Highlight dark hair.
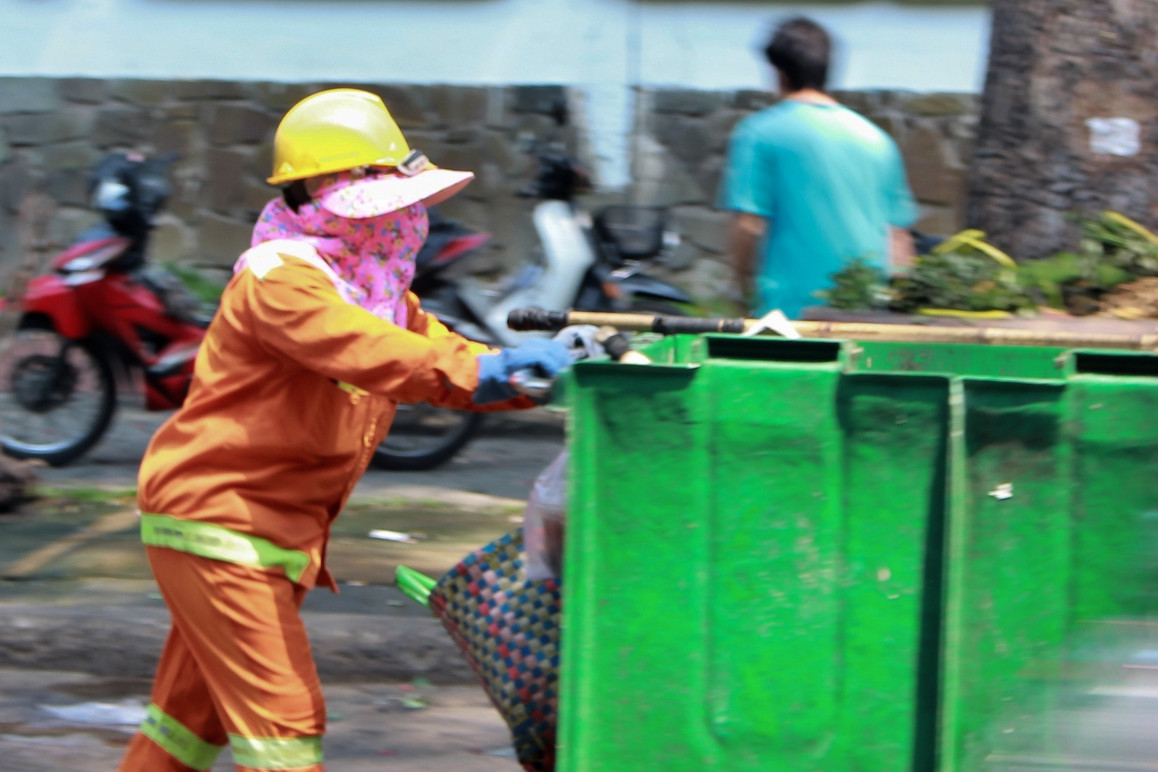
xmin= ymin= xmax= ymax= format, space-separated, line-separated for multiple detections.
xmin=763 ymin=16 xmax=831 ymax=92
xmin=282 ymin=180 xmax=312 ymax=213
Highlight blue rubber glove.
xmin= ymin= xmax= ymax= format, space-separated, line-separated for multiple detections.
xmin=474 ymin=338 xmax=573 ymax=405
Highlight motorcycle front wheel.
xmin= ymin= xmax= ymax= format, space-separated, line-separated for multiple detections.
xmin=372 ymin=404 xmax=485 ymax=471
xmin=0 ymin=328 xmax=117 ymax=466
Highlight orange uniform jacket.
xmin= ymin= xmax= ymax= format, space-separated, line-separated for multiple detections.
xmin=137 ymin=240 xmax=530 ymax=591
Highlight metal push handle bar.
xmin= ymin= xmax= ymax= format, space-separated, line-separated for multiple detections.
xmin=507 ymin=307 xmax=1158 ymax=352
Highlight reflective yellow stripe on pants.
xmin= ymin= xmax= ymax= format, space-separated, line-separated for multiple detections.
xmin=231 ymin=734 xmax=324 ymax=770
xmin=137 ymin=702 xmax=324 ymax=770
xmin=139 ymin=702 xmax=225 ymax=771
xmin=139 ymin=513 xmax=310 ymax=583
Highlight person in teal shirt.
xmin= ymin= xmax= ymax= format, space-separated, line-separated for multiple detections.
xmin=719 ymin=16 xmax=918 ymax=320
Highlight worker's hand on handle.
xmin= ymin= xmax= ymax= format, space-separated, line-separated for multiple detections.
xmin=508 ymin=326 xmax=605 ymax=401
xmin=553 ymin=324 xmax=603 ymax=361
xmin=474 ymin=338 xmax=573 ymax=405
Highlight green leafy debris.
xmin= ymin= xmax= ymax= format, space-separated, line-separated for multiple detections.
xmin=813 ymin=256 xmax=889 ymax=311
xmin=820 ymin=212 xmax=1158 ymax=317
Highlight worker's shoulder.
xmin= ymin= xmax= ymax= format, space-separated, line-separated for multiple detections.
xmin=235 ymin=240 xmax=316 ymax=278
xmin=233 ymin=241 xmax=347 ymax=294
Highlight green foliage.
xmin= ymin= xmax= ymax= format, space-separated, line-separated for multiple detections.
xmin=890 ymin=250 xmax=1035 ymax=314
xmin=813 ymin=257 xmax=889 ymax=311
xmin=820 ymin=211 xmax=1158 ymax=316
xmin=1017 ymin=212 xmax=1158 ymax=309
xmin=820 ymin=235 xmax=1034 ymax=314
xmin=1081 ymin=211 xmax=1158 ymax=277
xmin=161 ymin=262 xmax=226 ymax=305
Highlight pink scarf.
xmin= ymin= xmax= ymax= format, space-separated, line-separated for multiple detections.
xmin=246 ymin=195 xmax=429 ymax=327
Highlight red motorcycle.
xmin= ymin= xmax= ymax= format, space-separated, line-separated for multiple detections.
xmin=0 ymin=152 xmax=496 ymax=469
xmin=0 ymin=152 xmax=210 ymax=466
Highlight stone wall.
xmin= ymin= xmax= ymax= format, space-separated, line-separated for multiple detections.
xmin=0 ymin=77 xmax=978 ymax=313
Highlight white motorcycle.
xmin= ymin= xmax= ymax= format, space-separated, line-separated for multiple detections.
xmin=416 ymin=147 xmax=692 ymax=346
xmin=376 ymin=133 xmax=691 ymax=472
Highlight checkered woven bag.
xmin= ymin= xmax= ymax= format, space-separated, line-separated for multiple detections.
xmin=428 ymin=528 xmax=562 ymax=772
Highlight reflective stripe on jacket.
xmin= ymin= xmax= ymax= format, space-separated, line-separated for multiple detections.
xmin=137 ymin=241 xmax=531 ymax=590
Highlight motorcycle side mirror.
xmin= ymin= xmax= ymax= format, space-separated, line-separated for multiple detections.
xmin=92 ymin=178 xmax=132 ymax=213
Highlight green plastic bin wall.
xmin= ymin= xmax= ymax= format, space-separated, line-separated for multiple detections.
xmin=557 ymin=335 xmax=1158 ymax=772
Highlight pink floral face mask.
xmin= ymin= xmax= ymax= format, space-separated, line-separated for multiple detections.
xmin=248 ymin=192 xmax=429 ymax=327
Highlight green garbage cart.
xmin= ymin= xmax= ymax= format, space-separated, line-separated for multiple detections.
xmin=557 ymin=334 xmax=1158 ymax=772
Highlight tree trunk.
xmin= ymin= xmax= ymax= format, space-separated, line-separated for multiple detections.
xmin=966 ymin=0 xmax=1158 ymax=259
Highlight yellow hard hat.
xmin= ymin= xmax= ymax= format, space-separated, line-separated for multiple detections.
xmin=267 ymin=89 xmax=412 ymax=186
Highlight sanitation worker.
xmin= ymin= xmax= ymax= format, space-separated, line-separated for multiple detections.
xmin=117 ymin=88 xmax=572 ymax=772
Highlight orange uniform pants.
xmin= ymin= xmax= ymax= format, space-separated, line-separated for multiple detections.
xmin=118 ymin=548 xmax=326 ymax=772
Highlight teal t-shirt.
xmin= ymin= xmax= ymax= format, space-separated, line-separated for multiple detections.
xmin=719 ymin=100 xmax=917 ymax=319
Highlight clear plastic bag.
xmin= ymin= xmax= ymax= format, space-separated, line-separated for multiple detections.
xmin=522 ymin=448 xmax=568 ymax=581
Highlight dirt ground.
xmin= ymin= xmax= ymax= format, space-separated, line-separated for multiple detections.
xmin=0 ymin=405 xmax=566 ymax=771
xmin=1091 ymin=276 xmax=1158 ymax=319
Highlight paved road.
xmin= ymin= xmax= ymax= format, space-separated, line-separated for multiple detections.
xmin=37 ymin=400 xmax=567 ymax=501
